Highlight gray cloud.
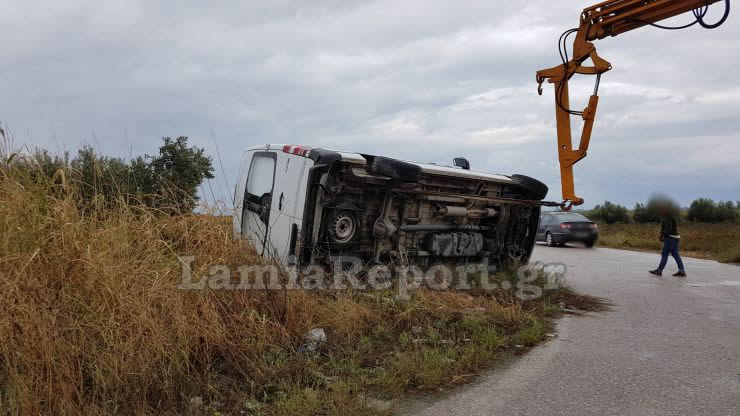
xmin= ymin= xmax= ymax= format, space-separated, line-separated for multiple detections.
xmin=2 ymin=0 xmax=738 ymax=208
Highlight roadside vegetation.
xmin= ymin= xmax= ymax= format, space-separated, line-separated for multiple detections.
xmin=595 ymin=222 xmax=740 ymax=263
xmin=0 ymin=138 xmax=605 ymax=415
xmin=570 ymin=198 xmax=740 ymax=263
xmin=16 ymin=135 xmax=215 ymax=214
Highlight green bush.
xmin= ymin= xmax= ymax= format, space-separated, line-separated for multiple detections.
xmin=587 ymin=201 xmax=630 ymax=224
xmin=715 ymin=201 xmax=740 ymax=222
xmin=687 ymin=198 xmax=739 ymax=223
xmin=150 ymin=137 xmax=215 ymax=213
xmin=633 ymin=202 xmax=661 ymax=223
xmin=7 ymin=136 xmax=213 ymax=214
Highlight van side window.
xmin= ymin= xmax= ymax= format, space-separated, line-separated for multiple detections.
xmin=247 ymin=155 xmax=276 ymax=196
xmin=242 ymin=153 xmax=276 ymax=226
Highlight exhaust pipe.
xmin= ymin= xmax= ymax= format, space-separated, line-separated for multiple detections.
xmin=435 ymin=205 xmax=497 ymax=218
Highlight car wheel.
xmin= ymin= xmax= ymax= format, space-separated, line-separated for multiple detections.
xmin=585 ymin=241 xmax=595 ymax=248
xmin=546 ymin=232 xmax=555 ymax=247
xmin=511 ymin=174 xmax=548 ymax=200
xmin=367 ymin=156 xmax=421 ymax=183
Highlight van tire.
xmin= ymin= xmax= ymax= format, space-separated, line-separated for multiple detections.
xmin=368 ymin=156 xmax=422 ymax=183
xmin=511 ymin=174 xmax=548 ymax=200
xmin=327 ymin=210 xmax=359 ymax=244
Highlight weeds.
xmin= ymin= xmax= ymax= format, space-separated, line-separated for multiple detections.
xmin=0 ymin=162 xmax=605 ymax=415
xmin=596 ymin=222 xmax=740 ymax=263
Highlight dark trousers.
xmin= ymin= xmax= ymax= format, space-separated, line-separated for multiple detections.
xmin=658 ymin=237 xmax=685 ymax=271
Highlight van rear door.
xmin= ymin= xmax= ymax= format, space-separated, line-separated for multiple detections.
xmin=240 ymin=151 xmax=277 ymax=256
xmin=266 ymin=151 xmax=310 ymax=263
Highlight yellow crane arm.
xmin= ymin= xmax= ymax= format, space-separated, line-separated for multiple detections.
xmin=537 ymin=0 xmax=729 ymax=210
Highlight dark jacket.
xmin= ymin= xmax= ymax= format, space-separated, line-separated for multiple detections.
xmin=660 ymin=216 xmax=679 ymax=238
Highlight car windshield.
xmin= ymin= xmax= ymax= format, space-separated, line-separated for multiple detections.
xmin=556 ymin=213 xmax=590 ymax=222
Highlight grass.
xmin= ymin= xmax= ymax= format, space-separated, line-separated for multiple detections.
xmin=0 ymin=162 xmax=606 ymax=415
xmin=596 ymin=222 xmax=740 ymax=263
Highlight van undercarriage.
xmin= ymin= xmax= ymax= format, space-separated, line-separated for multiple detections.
xmin=299 ymin=155 xmax=542 ymax=273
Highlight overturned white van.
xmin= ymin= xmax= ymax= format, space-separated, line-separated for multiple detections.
xmin=233 ymin=144 xmax=548 ymax=271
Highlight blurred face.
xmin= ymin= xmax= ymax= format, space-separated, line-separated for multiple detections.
xmin=656 ymin=202 xmax=670 ymax=216
xmin=648 ymin=194 xmax=678 ymax=217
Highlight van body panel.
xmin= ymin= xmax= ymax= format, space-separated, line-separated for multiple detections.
xmin=334 ymin=151 xmax=514 ymax=183
xmin=233 ymin=144 xmax=543 ymax=271
xmin=265 ymin=152 xmax=312 ymax=263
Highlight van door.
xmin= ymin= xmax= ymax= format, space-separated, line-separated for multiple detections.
xmin=241 ymin=151 xmax=277 ymax=255
xmin=233 ymin=151 xmax=251 ymax=236
xmin=265 ymin=152 xmax=309 ymax=263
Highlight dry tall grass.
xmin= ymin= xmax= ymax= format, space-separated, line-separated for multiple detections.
xmin=596 ymin=222 xmax=740 ymax=263
xmin=1 ymin=166 xmax=283 ymax=414
xmin=0 ymin=161 xmax=604 ymax=415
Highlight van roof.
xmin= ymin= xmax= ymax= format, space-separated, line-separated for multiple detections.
xmin=246 ymin=144 xmax=514 ymax=184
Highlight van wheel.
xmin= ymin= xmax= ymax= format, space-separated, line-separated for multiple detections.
xmin=511 ymin=174 xmax=548 ymax=200
xmin=327 ymin=210 xmax=358 ymax=244
xmin=367 ymin=156 xmax=421 ymax=183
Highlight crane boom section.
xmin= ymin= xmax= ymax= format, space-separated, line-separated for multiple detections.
xmin=536 ymin=0 xmax=727 ymax=209
xmin=585 ymin=0 xmax=722 ymax=38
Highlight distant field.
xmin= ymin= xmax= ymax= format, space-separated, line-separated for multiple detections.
xmin=596 ymin=222 xmax=740 ymax=264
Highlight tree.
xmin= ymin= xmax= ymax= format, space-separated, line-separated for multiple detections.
xmin=70 ymin=146 xmax=134 ymax=205
xmin=715 ymin=200 xmax=739 ymax=222
xmin=687 ymin=198 xmax=715 ymax=222
xmin=30 ymin=149 xmax=69 ymax=182
xmin=126 ymin=156 xmax=155 ymax=192
xmin=687 ymin=198 xmax=739 ymax=222
xmin=150 ymin=137 xmax=214 ymax=213
xmin=587 ymin=201 xmax=630 ymax=224
xmin=20 ymin=137 xmax=214 ymax=214
xmin=632 ymin=202 xmax=661 ymax=223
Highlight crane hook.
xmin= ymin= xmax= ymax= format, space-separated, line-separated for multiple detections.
xmin=536 ymin=75 xmax=544 ymax=96
xmin=560 ymin=200 xmax=575 ymax=211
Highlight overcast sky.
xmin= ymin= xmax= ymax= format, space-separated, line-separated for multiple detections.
xmin=2 ymin=0 xmax=738 ymax=208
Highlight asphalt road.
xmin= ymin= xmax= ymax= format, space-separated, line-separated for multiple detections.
xmin=401 ymin=245 xmax=740 ymax=416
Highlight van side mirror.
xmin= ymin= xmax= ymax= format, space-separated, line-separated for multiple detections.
xmin=453 ymin=157 xmax=470 ymax=170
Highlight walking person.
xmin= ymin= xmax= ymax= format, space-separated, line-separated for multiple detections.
xmin=649 ymin=202 xmax=686 ymax=277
